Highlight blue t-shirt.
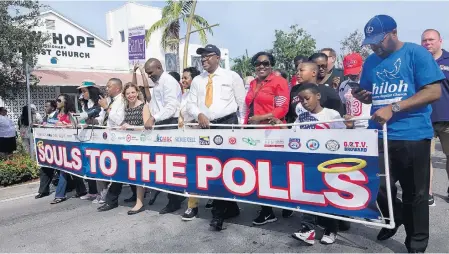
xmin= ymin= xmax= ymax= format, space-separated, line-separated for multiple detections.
xmin=360 ymin=42 xmax=445 ymax=141
xmin=431 ymin=49 xmax=449 ymax=123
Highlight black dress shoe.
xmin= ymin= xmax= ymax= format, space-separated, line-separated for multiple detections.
xmin=35 ymin=193 xmax=49 ymax=199
xmin=159 ymin=204 xmax=180 ymax=214
xmin=209 ymin=218 xmax=224 ymax=231
xmin=377 ymin=225 xmax=401 ymax=241
xmin=148 ymin=190 xmax=161 ymax=205
xmin=97 ymin=203 xmax=118 ymax=212
xmin=124 ymin=196 xmax=137 ymax=203
xmin=127 ymin=206 xmax=145 ymax=215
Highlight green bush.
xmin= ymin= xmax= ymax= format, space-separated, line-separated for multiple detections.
xmin=0 ymin=154 xmax=39 ymax=186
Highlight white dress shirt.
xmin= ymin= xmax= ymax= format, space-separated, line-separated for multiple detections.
xmin=186 ymin=67 xmax=245 ymax=121
xmin=0 ymin=115 xmax=16 ymax=138
xmin=180 ymin=91 xmax=195 ymax=123
xmin=149 ymin=71 xmax=181 ymax=122
xmin=99 ymin=93 xmax=125 ymax=127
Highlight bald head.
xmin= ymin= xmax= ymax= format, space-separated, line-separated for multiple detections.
xmin=144 ymin=58 xmax=164 ymax=82
xmin=421 ymin=29 xmax=443 ymax=58
xmin=297 ymin=61 xmax=318 ymax=84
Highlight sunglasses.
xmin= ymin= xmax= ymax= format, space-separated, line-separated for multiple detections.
xmin=254 ymin=60 xmax=271 ymax=67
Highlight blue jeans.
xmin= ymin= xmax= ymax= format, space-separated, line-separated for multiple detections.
xmin=54 ymin=172 xmax=68 ymax=198
xmin=54 ymin=172 xmax=87 ymax=199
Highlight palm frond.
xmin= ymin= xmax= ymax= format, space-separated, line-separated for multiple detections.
xmin=145 ymin=16 xmax=175 ymax=45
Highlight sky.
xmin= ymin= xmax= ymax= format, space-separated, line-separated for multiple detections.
xmin=41 ymin=0 xmax=449 ymax=60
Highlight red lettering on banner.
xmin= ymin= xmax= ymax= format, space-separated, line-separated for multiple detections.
xmin=62 ymin=147 xmax=73 ymax=169
xmin=257 ymin=160 xmax=289 ymax=201
xmin=99 ymin=150 xmax=117 ymax=176
xmin=53 ymin=146 xmax=64 ymax=167
xmin=196 ymin=156 xmax=222 ymax=190
xmin=288 ymin=162 xmax=326 ymax=206
xmin=222 ymin=158 xmax=256 ymax=196
xmin=323 ymin=170 xmax=370 ymax=210
xmin=85 ymin=149 xmax=101 ymax=174
xmin=122 ymin=152 xmax=142 ymax=180
xmin=71 ymin=148 xmax=82 ymax=170
xmin=45 ymin=144 xmax=54 ymax=164
xmin=142 ymin=153 xmax=165 ymax=184
xmin=38 ymin=145 xmax=45 ymax=162
xmin=165 ymin=154 xmax=187 ymax=187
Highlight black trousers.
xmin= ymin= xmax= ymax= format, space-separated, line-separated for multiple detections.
xmin=209 ymin=113 xmax=240 ymax=219
xmin=86 ymin=179 xmax=97 ymax=195
xmin=106 ymin=183 xmax=137 ymax=205
xmin=38 ymin=167 xmax=55 ymax=194
xmin=377 ymin=139 xmax=430 ymax=252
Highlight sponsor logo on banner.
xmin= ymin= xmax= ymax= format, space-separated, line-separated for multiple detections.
xmin=213 ymin=135 xmax=223 ymax=145
xmin=288 ymin=138 xmax=301 ymax=149
xmin=111 ymin=133 xmax=116 ymax=141
xmin=199 ymin=136 xmax=210 ymax=145
xmin=103 ymin=132 xmax=108 ymax=140
xmin=306 ymin=139 xmax=320 ymax=150
xmin=155 ymin=134 xmax=172 ymax=142
xmin=140 ymin=134 xmax=147 ymax=142
xmin=325 ymin=140 xmax=340 ymax=151
xmin=264 ymin=139 xmax=285 ymax=148
xmin=344 ymin=141 xmax=368 ymax=152
xmin=229 ymin=137 xmax=237 ymax=145
xmin=126 ymin=134 xmax=132 ymax=142
xmin=242 ymin=137 xmax=260 ymax=146
xmin=58 ymin=133 xmax=65 ymax=138
xmin=175 ymin=136 xmax=196 ymax=143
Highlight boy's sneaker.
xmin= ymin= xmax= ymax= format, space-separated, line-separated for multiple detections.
xmin=181 ymin=207 xmax=198 ymax=221
xmin=80 ymin=193 xmax=97 ymax=200
xmin=429 ymin=194 xmax=436 ymax=207
xmin=205 ymin=199 xmax=214 ymax=209
xmin=320 ymin=229 xmax=337 ymax=244
xmin=292 ymin=225 xmax=315 ymax=245
xmin=252 ymin=211 xmax=277 ymax=225
xmin=92 ymin=195 xmax=105 ymax=204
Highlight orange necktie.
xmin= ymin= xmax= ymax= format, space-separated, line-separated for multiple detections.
xmin=205 ymin=74 xmax=214 ymax=108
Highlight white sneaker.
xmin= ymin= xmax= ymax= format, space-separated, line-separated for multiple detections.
xmin=292 ymin=225 xmax=315 ymax=245
xmin=320 ymin=231 xmax=337 ymax=244
xmin=80 ymin=194 xmax=96 ymax=200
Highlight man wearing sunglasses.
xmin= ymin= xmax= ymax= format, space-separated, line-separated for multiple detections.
xmin=186 ymin=44 xmax=246 ymax=231
xmin=353 ymin=14 xmax=445 ymax=253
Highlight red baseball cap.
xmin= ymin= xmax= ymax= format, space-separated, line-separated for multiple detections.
xmin=343 ymin=53 xmax=363 ymax=76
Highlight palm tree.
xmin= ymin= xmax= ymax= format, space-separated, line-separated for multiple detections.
xmin=231 ymin=49 xmax=253 ymax=78
xmin=145 ymin=0 xmax=213 ymax=70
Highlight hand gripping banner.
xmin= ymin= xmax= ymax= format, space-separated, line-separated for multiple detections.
xmin=34 ymin=127 xmax=384 ymax=223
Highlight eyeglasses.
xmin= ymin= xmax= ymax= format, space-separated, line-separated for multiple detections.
xmin=201 ymin=53 xmax=217 ymax=60
xmin=56 ymin=99 xmax=63 ymax=103
xmin=254 ymin=60 xmax=271 ymax=67
xmin=317 ymin=64 xmax=327 ymax=70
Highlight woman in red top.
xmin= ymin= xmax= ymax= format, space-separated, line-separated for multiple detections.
xmin=244 ymin=52 xmax=289 ymax=125
xmin=243 ymin=52 xmax=292 ymax=225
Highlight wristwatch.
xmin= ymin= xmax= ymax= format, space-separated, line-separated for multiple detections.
xmin=391 ymin=102 xmax=401 ymax=113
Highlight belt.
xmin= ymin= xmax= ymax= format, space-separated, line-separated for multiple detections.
xmin=210 ymin=113 xmax=237 ymax=124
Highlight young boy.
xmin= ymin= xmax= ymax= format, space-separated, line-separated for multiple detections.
xmin=338 ymin=53 xmax=371 ymax=129
xmin=271 ymin=83 xmax=345 ymax=244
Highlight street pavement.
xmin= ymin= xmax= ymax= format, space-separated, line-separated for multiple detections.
xmin=1 ymin=142 xmax=449 ymax=253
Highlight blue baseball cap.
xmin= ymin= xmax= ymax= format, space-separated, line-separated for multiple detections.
xmin=362 ymin=15 xmax=397 ymax=46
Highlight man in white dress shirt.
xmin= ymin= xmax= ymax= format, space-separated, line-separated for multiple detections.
xmin=142 ymin=58 xmax=185 ymax=214
xmin=97 ymin=78 xmax=126 ymax=211
xmin=186 ymin=44 xmax=246 ymax=231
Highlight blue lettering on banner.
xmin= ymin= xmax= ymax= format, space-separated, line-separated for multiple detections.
xmin=175 ymin=136 xmax=196 ymax=143
xmin=155 ymin=135 xmax=172 ymax=142
xmin=34 ymin=128 xmax=381 ymax=220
